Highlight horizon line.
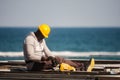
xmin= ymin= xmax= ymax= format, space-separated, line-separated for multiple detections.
xmin=0 ymin=26 xmax=120 ymax=28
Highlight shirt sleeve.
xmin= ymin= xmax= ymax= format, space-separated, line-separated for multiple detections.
xmin=43 ymin=39 xmax=55 ymax=57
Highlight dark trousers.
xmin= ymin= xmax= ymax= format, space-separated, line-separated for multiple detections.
xmin=31 ymin=56 xmax=85 ymax=71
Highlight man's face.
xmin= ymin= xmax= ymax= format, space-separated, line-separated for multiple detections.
xmin=37 ymin=30 xmax=45 ymax=41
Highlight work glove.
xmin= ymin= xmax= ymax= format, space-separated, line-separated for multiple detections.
xmin=47 ymin=56 xmax=59 ymax=67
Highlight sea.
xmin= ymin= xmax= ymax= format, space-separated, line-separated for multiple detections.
xmin=0 ymin=27 xmax=120 ymax=61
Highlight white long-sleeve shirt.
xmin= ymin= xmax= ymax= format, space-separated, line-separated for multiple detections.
xmin=23 ymin=32 xmax=54 ymax=70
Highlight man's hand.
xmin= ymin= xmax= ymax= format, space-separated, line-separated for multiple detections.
xmin=47 ymin=56 xmax=54 ymax=60
xmin=47 ymin=56 xmax=59 ymax=67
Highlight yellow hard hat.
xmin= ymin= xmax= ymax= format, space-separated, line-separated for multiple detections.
xmin=38 ymin=24 xmax=51 ymax=38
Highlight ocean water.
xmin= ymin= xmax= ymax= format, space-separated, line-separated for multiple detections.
xmin=0 ymin=27 xmax=120 ymax=60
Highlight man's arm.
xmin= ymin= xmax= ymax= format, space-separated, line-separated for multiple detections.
xmin=24 ymin=44 xmax=43 ymax=61
xmin=43 ymin=39 xmax=55 ymax=57
xmin=23 ymin=36 xmax=42 ymax=62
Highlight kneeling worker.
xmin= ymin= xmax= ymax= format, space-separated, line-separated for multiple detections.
xmin=23 ymin=24 xmax=95 ymax=72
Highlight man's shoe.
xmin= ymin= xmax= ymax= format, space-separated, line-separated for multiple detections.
xmin=87 ymin=58 xmax=95 ymax=72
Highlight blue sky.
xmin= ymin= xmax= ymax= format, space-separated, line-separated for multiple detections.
xmin=0 ymin=0 xmax=120 ymax=27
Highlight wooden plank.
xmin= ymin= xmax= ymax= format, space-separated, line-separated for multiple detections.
xmin=0 ymin=59 xmax=120 ymax=65
xmin=0 ymin=71 xmax=120 ymax=80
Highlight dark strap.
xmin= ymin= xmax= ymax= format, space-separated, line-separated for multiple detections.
xmin=25 ymin=60 xmax=33 ymax=64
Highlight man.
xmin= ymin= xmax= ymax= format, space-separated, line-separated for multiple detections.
xmin=23 ymin=24 xmax=95 ymax=72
